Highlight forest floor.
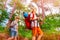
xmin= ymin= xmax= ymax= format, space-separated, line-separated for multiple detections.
xmin=0 ymin=33 xmax=60 ymax=40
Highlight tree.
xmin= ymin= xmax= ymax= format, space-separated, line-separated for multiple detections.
xmin=5 ymin=0 xmax=29 ymax=27
xmin=0 ymin=9 xmax=9 ymax=25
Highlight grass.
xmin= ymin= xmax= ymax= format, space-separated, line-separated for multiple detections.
xmin=18 ymin=26 xmax=32 ymax=38
xmin=0 ymin=26 xmax=5 ymax=33
xmin=0 ymin=26 xmax=60 ymax=40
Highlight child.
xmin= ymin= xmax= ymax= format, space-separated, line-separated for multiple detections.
xmin=8 ymin=16 xmax=20 ymax=40
xmin=30 ymin=8 xmax=43 ymax=40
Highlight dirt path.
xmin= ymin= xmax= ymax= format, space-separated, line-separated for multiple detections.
xmin=0 ymin=33 xmax=29 ymax=40
xmin=0 ymin=33 xmax=60 ymax=40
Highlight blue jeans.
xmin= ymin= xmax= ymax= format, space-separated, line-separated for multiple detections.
xmin=9 ymin=28 xmax=17 ymax=37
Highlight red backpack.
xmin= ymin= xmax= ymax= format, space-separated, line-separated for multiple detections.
xmin=24 ymin=13 xmax=37 ymax=30
xmin=24 ymin=13 xmax=43 ymax=30
xmin=25 ymin=14 xmax=31 ymax=30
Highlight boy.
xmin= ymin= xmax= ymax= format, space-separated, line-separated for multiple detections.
xmin=8 ymin=16 xmax=20 ymax=40
xmin=30 ymin=8 xmax=43 ymax=40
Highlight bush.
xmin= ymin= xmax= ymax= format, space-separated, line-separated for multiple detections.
xmin=0 ymin=9 xmax=9 ymax=25
xmin=0 ymin=26 xmax=5 ymax=33
xmin=18 ymin=26 xmax=32 ymax=38
xmin=41 ymin=14 xmax=60 ymax=31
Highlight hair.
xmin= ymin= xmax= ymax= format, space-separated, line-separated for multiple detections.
xmin=15 ymin=16 xmax=20 ymax=19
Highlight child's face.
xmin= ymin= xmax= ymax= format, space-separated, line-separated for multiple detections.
xmin=15 ymin=16 xmax=20 ymax=22
xmin=16 ymin=19 xmax=19 ymax=22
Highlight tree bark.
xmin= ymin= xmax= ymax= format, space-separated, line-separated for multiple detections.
xmin=7 ymin=2 xmax=16 ymax=27
xmin=41 ymin=0 xmax=45 ymax=23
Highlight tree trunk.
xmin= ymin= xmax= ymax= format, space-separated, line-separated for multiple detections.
xmin=41 ymin=0 xmax=45 ymax=23
xmin=7 ymin=2 xmax=16 ymax=27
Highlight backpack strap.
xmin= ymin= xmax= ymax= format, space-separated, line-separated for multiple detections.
xmin=10 ymin=21 xmax=16 ymax=28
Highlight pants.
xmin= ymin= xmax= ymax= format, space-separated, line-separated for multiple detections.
xmin=9 ymin=28 xmax=17 ymax=37
xmin=32 ymin=27 xmax=43 ymax=36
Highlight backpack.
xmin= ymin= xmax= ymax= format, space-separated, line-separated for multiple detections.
xmin=10 ymin=21 xmax=16 ymax=28
xmin=23 ymin=12 xmax=31 ymax=30
xmin=23 ymin=12 xmax=43 ymax=30
xmin=25 ymin=14 xmax=31 ymax=30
